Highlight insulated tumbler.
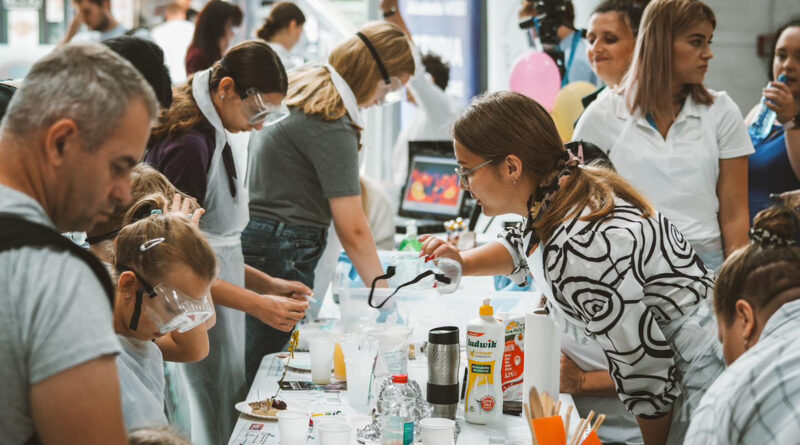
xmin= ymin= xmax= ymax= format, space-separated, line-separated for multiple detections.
xmin=427 ymin=326 xmax=460 ymax=419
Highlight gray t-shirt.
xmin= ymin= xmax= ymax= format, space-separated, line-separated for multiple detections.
xmin=247 ymin=107 xmax=361 ymax=228
xmin=0 ymin=184 xmax=120 ymax=443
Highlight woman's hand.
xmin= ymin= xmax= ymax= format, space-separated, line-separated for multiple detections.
xmin=560 ymin=354 xmax=584 ymax=394
xmin=252 ymin=294 xmax=308 ymax=333
xmin=168 ymin=193 xmax=204 ymax=226
xmin=763 ymin=80 xmax=800 ymax=124
xmin=265 ymin=276 xmax=313 ymax=299
xmin=418 ymin=234 xmax=464 ymax=266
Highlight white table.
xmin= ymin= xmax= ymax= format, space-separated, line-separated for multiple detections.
xmin=228 ymin=352 xmax=576 ymax=445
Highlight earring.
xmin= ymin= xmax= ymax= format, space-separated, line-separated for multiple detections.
xmin=513 ymin=179 xmax=518 ymax=185
xmin=744 ymin=338 xmax=749 ymax=349
xmin=220 ymin=94 xmax=226 ymax=100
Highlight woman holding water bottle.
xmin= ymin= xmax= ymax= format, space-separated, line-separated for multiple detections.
xmin=573 ymin=0 xmax=754 ymax=270
xmin=745 ymin=19 xmax=800 ymax=221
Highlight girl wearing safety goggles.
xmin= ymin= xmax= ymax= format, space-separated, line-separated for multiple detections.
xmin=242 ymin=22 xmax=415 ymax=383
xmin=111 ymin=198 xmax=217 ymax=432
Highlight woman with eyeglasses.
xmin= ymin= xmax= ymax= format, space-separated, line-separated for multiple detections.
xmin=243 ymin=22 xmax=415 ymax=383
xmin=420 ymin=91 xmax=723 ymax=445
xmin=146 ymin=40 xmax=313 ymax=445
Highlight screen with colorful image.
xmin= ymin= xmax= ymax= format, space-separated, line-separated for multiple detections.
xmin=401 ymin=155 xmax=464 ymax=217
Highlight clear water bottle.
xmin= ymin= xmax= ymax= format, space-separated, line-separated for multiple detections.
xmin=381 ymin=374 xmax=415 ymax=445
xmin=750 ymin=74 xmax=788 ymax=145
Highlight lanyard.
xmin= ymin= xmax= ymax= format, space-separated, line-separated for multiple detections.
xmin=562 ymin=31 xmax=581 ymax=87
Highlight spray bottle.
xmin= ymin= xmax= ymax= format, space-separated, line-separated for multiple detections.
xmin=465 ymin=298 xmax=504 ymax=424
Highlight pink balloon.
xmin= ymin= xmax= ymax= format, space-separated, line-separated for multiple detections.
xmin=509 ymin=51 xmax=561 ymax=111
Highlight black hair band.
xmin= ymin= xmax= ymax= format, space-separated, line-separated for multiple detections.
xmin=356 ymin=31 xmax=391 ymax=85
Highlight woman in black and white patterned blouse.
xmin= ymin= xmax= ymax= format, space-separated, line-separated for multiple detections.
xmin=419 ymin=91 xmax=724 ymax=445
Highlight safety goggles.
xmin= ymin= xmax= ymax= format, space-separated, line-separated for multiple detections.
xmin=240 ymin=87 xmax=290 ymax=126
xmin=367 ymin=253 xmax=462 ymax=309
xmin=357 ymin=31 xmax=404 ymax=106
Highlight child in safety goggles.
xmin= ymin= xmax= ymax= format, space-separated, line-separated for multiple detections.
xmin=111 ymin=197 xmax=217 ymax=431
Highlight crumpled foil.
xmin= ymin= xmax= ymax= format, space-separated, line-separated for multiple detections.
xmin=356 ymin=377 xmax=459 ymax=443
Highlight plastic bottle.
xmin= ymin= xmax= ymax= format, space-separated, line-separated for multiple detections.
xmin=465 ymin=299 xmax=504 ymax=424
xmin=381 ymin=374 xmax=415 ymax=445
xmin=750 ymin=74 xmax=788 ymax=145
xmin=398 ymin=220 xmax=423 ymax=252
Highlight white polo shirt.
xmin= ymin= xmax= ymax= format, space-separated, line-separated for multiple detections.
xmin=573 ymin=89 xmax=754 ymax=249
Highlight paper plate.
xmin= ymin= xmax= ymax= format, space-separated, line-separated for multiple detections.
xmin=281 ymin=355 xmax=312 ymax=372
xmin=235 ymin=401 xmax=297 ymax=420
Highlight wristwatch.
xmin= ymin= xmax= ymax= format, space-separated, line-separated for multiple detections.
xmin=785 ymin=114 xmax=800 ymax=131
xmin=383 ymin=7 xmax=397 ymax=18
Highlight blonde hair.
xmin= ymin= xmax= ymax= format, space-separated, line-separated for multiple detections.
xmin=620 ymin=0 xmax=716 ymax=119
xmin=114 ymin=198 xmax=217 ymax=285
xmin=129 ymin=426 xmax=192 ymax=445
xmin=286 ymin=22 xmax=414 ymax=123
xmin=453 ymin=92 xmax=653 ymax=243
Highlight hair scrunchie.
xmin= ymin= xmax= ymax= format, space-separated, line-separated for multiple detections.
xmin=749 ymin=227 xmax=796 ymax=248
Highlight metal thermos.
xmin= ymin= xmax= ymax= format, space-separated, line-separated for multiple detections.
xmin=427 ymin=326 xmax=460 ymax=419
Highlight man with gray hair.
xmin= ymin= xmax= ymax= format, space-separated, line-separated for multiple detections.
xmin=0 ymin=43 xmax=158 ymax=444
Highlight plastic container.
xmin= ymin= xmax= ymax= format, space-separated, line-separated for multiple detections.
xmin=381 ymin=374 xmax=416 ymax=445
xmin=465 ymin=298 xmax=504 ymax=424
xmin=749 ymin=74 xmax=788 ymax=144
xmin=398 ymin=220 xmax=423 ymax=252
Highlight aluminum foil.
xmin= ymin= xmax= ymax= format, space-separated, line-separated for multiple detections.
xmin=357 ymin=377 xmax=459 ymax=443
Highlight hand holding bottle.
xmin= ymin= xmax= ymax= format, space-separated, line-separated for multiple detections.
xmin=762 ymin=76 xmax=799 ymax=124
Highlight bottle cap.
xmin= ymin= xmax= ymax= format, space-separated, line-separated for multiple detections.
xmin=479 ymin=298 xmax=493 ymax=316
xmin=392 ymin=374 xmax=408 ymax=384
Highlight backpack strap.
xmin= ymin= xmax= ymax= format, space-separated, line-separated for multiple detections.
xmin=0 ymin=216 xmax=115 ymax=306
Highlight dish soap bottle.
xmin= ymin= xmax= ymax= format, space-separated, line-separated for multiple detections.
xmin=465 ymin=298 xmax=504 ymax=424
xmin=398 ymin=220 xmax=423 ymax=252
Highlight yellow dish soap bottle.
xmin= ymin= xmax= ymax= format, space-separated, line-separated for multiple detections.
xmin=465 ymin=298 xmax=504 ymax=424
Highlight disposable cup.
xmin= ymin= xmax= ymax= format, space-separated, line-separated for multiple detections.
xmin=420 ymin=418 xmax=455 ymax=445
xmin=277 ymin=411 xmax=309 ymax=445
xmin=318 ymin=422 xmax=352 ymax=445
xmin=309 ymin=336 xmax=335 ymax=385
xmin=345 ymin=359 xmax=374 ymax=410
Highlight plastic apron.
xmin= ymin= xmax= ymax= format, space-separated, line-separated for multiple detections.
xmin=529 ymin=233 xmax=722 ymax=445
xmin=310 ymin=64 xmax=366 ymax=308
xmin=607 ymin=105 xmax=724 ymax=268
xmin=178 ymin=68 xmax=250 ymax=445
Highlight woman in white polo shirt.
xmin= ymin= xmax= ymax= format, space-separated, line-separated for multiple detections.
xmin=574 ymin=0 xmax=753 ymax=270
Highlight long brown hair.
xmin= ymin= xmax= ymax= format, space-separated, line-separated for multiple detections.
xmin=715 ymin=205 xmax=800 ymax=325
xmin=286 ymin=22 xmax=414 ymax=122
xmin=452 ymin=91 xmax=652 ymax=243
xmin=151 ymin=40 xmax=287 ymax=143
xmin=620 ymin=0 xmax=716 ymax=119
xmin=188 ymin=0 xmax=243 ymax=65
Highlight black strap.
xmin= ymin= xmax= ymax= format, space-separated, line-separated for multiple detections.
xmin=222 ymin=142 xmax=238 ymax=199
xmin=0 ymin=216 xmax=115 ymax=307
xmin=356 ymin=31 xmax=391 ymax=85
xmin=367 ymin=266 xmax=451 ymax=309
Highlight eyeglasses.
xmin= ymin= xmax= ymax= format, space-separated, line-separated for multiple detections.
xmin=454 ymin=158 xmax=497 ymax=190
xmin=240 ymin=87 xmax=290 ymax=126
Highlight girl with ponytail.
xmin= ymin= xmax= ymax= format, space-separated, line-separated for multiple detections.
xmin=256 ymin=2 xmax=305 ymax=70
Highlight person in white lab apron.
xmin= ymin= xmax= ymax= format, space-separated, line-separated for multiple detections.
xmin=146 ymin=40 xmax=312 ymax=445
xmin=418 ymin=91 xmax=724 ymax=445
xmin=256 ymin=2 xmax=305 ymax=71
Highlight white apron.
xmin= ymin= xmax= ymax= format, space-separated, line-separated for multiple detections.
xmin=177 ymin=68 xmax=250 ymax=445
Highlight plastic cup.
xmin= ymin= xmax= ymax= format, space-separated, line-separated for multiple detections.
xmin=318 ymin=422 xmax=352 ymax=445
xmin=345 ymin=359 xmax=374 ymax=410
xmin=309 ymin=336 xmax=335 ymax=385
xmin=419 ymin=418 xmax=455 ymax=445
xmin=277 ymin=411 xmax=309 ymax=445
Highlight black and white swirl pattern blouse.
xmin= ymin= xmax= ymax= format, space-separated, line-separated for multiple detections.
xmin=498 ymin=200 xmax=717 ymax=418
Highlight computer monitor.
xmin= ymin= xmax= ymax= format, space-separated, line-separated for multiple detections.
xmin=399 ymin=154 xmax=465 ymax=220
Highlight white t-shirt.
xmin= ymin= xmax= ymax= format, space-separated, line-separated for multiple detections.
xmin=151 ymin=20 xmax=195 ymax=85
xmin=573 ymin=89 xmax=754 ymax=248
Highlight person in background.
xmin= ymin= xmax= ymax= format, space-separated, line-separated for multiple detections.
xmin=111 ymin=197 xmax=214 ymax=431
xmin=103 ymin=36 xmax=174 ymax=110
xmin=574 ymin=0 xmax=753 ymax=271
xmin=244 ymin=22 xmax=415 ymax=383
xmin=382 ymin=0 xmax=460 ymax=187
xmin=152 ymin=3 xmax=196 ymax=85
xmin=256 ymin=2 xmax=305 ymax=71
xmin=746 ymin=19 xmax=800 ymax=221
xmin=361 ymin=176 xmax=395 ymax=250
xmin=63 ymin=0 xmax=127 ymax=43
xmin=0 ymin=43 xmax=158 ymax=445
xmin=582 ymin=0 xmax=648 ymax=108
xmin=147 ymin=40 xmax=310 ymax=445
xmin=185 ymin=0 xmax=243 ymax=75
xmin=684 ymin=204 xmax=800 ymax=444
xmin=0 ymin=80 xmax=19 ymax=119
xmin=419 ymin=91 xmax=724 ymax=445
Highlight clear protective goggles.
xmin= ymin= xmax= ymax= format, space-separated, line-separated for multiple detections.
xmin=241 ymin=87 xmax=290 ymax=126
xmin=367 ymin=252 xmax=462 ymax=309
xmin=127 ymin=269 xmax=214 ymax=335
xmin=374 ymin=77 xmax=404 ymax=106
